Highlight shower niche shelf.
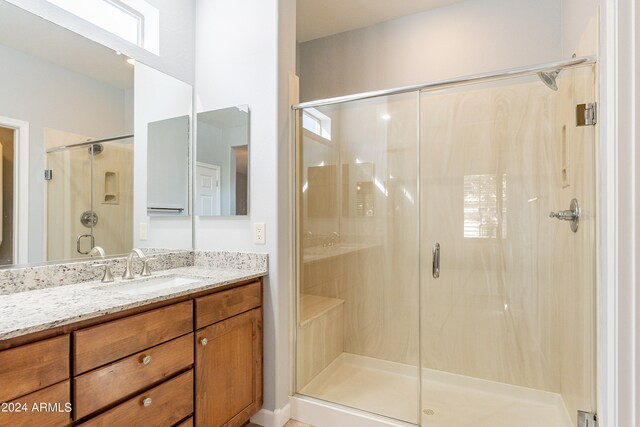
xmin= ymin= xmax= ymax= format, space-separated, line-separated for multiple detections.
xmin=102 ymin=171 xmax=119 ymax=204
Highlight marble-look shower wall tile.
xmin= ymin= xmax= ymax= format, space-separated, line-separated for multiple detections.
xmin=0 ymin=250 xmax=194 ymax=295
xmin=420 ymin=78 xmax=561 ymax=392
xmin=418 ymin=64 xmax=596 ymax=410
xmin=193 ymin=251 xmax=268 ymax=271
xmin=299 ymin=93 xmax=421 ymax=371
xmin=297 ymin=298 xmax=344 ymax=389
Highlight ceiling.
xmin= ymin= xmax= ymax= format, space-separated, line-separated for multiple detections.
xmin=297 ymin=0 xmax=464 ymax=42
xmin=0 ymin=1 xmax=133 ymax=89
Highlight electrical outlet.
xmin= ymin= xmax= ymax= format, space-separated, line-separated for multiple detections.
xmin=254 ymin=222 xmax=265 ymax=244
xmin=139 ymin=222 xmax=148 ymax=240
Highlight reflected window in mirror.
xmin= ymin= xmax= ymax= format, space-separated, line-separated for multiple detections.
xmin=196 ymin=105 xmax=250 ymax=217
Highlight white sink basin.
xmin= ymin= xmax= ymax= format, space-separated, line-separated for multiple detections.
xmin=97 ymin=275 xmax=200 ymax=295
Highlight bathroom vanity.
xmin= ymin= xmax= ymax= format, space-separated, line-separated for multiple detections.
xmin=0 ymin=251 xmax=267 ymax=427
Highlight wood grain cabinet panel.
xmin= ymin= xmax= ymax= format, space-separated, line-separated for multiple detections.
xmin=73 ymin=333 xmax=194 ymax=420
xmin=77 ymin=370 xmax=193 ymax=427
xmin=73 ymin=301 xmax=192 ymax=374
xmin=0 ymin=380 xmax=71 ymax=427
xmin=195 ymin=308 xmax=263 ymax=427
xmin=0 ymin=335 xmax=69 ymax=402
xmin=195 ymin=281 xmax=261 ymax=329
xmin=175 ymin=417 xmax=193 ymax=427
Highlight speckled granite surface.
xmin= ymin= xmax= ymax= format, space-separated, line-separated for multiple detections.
xmin=0 ymin=250 xmax=194 ymax=295
xmin=194 ymin=250 xmax=268 ymax=271
xmin=0 ymin=250 xmax=269 ymax=340
xmin=0 ymin=265 xmax=267 ymax=340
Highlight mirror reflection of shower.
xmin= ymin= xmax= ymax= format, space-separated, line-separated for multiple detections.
xmin=45 ymin=133 xmax=134 ymax=261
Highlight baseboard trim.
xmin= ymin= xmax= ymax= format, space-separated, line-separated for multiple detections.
xmin=251 ymin=403 xmax=291 ymax=427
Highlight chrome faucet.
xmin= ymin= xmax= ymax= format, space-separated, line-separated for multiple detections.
xmin=90 ymin=246 xmax=113 ymax=283
xmin=88 ymin=246 xmax=106 ymax=258
xmin=122 ymin=248 xmax=146 ymax=279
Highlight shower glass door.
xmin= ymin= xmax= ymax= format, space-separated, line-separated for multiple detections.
xmin=47 ymin=137 xmax=134 ymax=261
xmin=295 ymin=93 xmax=421 ymax=423
xmin=419 ymin=65 xmax=597 ymax=427
xmin=47 ymin=144 xmax=93 ymax=261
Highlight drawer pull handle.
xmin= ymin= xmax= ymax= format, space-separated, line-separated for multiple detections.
xmin=140 ymin=355 xmax=152 ymax=365
xmin=142 ymin=397 xmax=152 ymax=407
xmin=200 ymin=337 xmax=208 ymax=346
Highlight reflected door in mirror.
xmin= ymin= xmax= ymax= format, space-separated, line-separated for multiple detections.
xmin=196 ymin=163 xmax=221 ymax=216
xmin=196 ymin=105 xmax=250 ymax=217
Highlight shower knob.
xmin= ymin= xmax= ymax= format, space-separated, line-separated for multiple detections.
xmin=549 ymin=198 xmax=580 ymax=233
xmin=80 ymin=210 xmax=98 ymax=228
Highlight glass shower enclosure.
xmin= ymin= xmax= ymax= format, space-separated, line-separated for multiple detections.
xmin=46 ymin=135 xmax=134 ymax=261
xmin=294 ymin=60 xmax=596 ymax=427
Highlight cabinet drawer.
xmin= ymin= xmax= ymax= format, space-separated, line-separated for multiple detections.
xmin=195 ymin=282 xmax=261 ymax=329
xmin=0 ymin=380 xmax=71 ymax=427
xmin=78 ymin=370 xmax=193 ymax=427
xmin=175 ymin=417 xmax=192 ymax=427
xmin=74 ymin=333 xmax=194 ymax=420
xmin=74 ymin=301 xmax=193 ymax=374
xmin=0 ymin=335 xmax=69 ymax=402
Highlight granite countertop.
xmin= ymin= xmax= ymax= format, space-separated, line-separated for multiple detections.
xmin=0 ymin=265 xmax=267 ymax=341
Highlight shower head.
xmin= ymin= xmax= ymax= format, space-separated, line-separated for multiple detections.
xmin=537 ymin=69 xmax=561 ymax=91
xmin=88 ymin=143 xmax=103 ymax=156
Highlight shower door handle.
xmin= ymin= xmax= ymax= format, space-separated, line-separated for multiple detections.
xmin=76 ymin=234 xmax=95 ymax=255
xmin=432 ymin=242 xmax=440 ymax=279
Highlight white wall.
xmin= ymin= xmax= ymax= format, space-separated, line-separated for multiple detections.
xmin=134 ymin=63 xmax=192 ymax=249
xmin=0 ymin=44 xmax=129 ymax=262
xmin=298 ymin=0 xmax=564 ymax=101
xmin=598 ymin=0 xmax=639 ymax=426
xmin=4 ymin=0 xmax=196 ymax=84
xmin=194 ymin=0 xmax=293 ymax=422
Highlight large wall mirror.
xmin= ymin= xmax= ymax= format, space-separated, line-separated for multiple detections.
xmin=0 ymin=0 xmax=193 ymax=267
xmin=196 ymin=106 xmax=250 ymax=217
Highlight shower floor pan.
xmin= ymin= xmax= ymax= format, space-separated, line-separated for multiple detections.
xmin=300 ymin=353 xmax=572 ymax=427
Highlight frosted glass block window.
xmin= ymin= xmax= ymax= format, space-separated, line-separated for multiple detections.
xmin=464 ymin=174 xmax=507 ymax=238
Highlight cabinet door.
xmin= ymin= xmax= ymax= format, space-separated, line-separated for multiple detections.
xmin=195 ymin=308 xmax=262 ymax=427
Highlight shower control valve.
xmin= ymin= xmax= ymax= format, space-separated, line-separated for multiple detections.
xmin=549 ymin=198 xmax=580 ymax=233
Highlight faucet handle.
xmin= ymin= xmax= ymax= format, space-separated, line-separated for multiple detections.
xmin=92 ymin=263 xmax=114 ymax=283
xmin=141 ymin=258 xmax=157 ymax=277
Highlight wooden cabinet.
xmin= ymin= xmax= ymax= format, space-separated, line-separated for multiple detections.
xmin=0 ymin=381 xmax=71 ymax=427
xmin=0 ymin=335 xmax=69 ymax=403
xmin=195 ymin=306 xmax=263 ymax=427
xmin=195 ymin=281 xmax=261 ymax=329
xmin=0 ymin=336 xmax=71 ymax=427
xmin=73 ymin=301 xmax=193 ymax=375
xmin=73 ymin=333 xmax=194 ymax=419
xmin=0 ymin=279 xmax=263 ymax=427
xmin=77 ymin=370 xmax=193 ymax=427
